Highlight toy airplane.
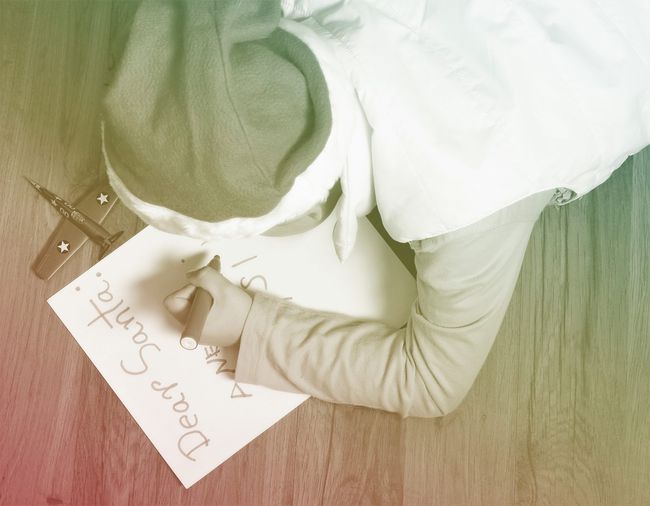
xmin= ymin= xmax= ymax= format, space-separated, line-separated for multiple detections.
xmin=26 ymin=176 xmax=124 ymax=280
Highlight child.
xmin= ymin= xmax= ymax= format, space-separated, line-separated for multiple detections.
xmin=101 ymin=1 xmax=650 ymax=418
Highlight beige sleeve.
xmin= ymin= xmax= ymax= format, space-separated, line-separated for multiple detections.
xmin=234 ymin=190 xmax=555 ymax=418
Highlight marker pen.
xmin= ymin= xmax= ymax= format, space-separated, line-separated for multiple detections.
xmin=180 ymin=254 xmax=221 ymax=350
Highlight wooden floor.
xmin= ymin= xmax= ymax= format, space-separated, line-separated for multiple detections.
xmin=1 ymin=2 xmax=649 ymax=505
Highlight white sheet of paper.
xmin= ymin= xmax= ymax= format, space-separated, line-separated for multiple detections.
xmin=47 ymin=212 xmax=416 ymax=488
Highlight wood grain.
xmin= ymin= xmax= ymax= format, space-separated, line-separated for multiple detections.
xmin=1 ymin=2 xmax=649 ymax=505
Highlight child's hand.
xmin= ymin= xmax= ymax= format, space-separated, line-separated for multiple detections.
xmin=163 ymin=265 xmax=253 ymax=348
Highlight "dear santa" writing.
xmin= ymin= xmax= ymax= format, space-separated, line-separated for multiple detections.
xmin=84 ymin=273 xmax=210 ymax=462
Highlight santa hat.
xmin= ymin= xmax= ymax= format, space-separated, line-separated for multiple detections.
xmin=101 ymin=0 xmax=374 ymax=262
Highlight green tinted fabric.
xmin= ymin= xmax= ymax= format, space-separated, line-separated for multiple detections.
xmin=102 ymin=0 xmax=331 ymax=221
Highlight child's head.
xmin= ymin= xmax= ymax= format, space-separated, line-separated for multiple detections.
xmin=101 ymin=0 xmax=372 ymax=262
xmin=101 ymin=0 xmax=336 ymax=233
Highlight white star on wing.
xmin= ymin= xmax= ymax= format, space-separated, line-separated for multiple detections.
xmin=57 ymin=240 xmax=70 ymax=253
xmin=96 ymin=193 xmax=109 ymax=205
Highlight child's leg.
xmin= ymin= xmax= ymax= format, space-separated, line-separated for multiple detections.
xmin=235 ymin=190 xmax=556 ymax=418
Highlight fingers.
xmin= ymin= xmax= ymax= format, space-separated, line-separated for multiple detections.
xmin=165 ymin=261 xmax=227 ymax=322
xmin=162 ymin=261 xmax=252 ymax=348
xmin=163 ymin=283 xmax=196 ymax=323
xmin=186 ymin=264 xmax=228 ymax=294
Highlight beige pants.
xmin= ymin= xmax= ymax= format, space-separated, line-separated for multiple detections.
xmin=234 ymin=189 xmax=556 ymax=418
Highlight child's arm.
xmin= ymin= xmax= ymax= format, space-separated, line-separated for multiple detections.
xmin=234 ymin=190 xmax=554 ymax=418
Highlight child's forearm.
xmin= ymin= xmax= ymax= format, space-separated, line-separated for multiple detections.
xmin=235 ymin=290 xmax=440 ymax=417
xmin=235 ymin=191 xmax=554 ymax=418
xmin=234 ymin=258 xmax=513 ymax=420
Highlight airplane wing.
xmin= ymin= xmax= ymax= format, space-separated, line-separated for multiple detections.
xmin=31 ymin=180 xmax=121 ymax=280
